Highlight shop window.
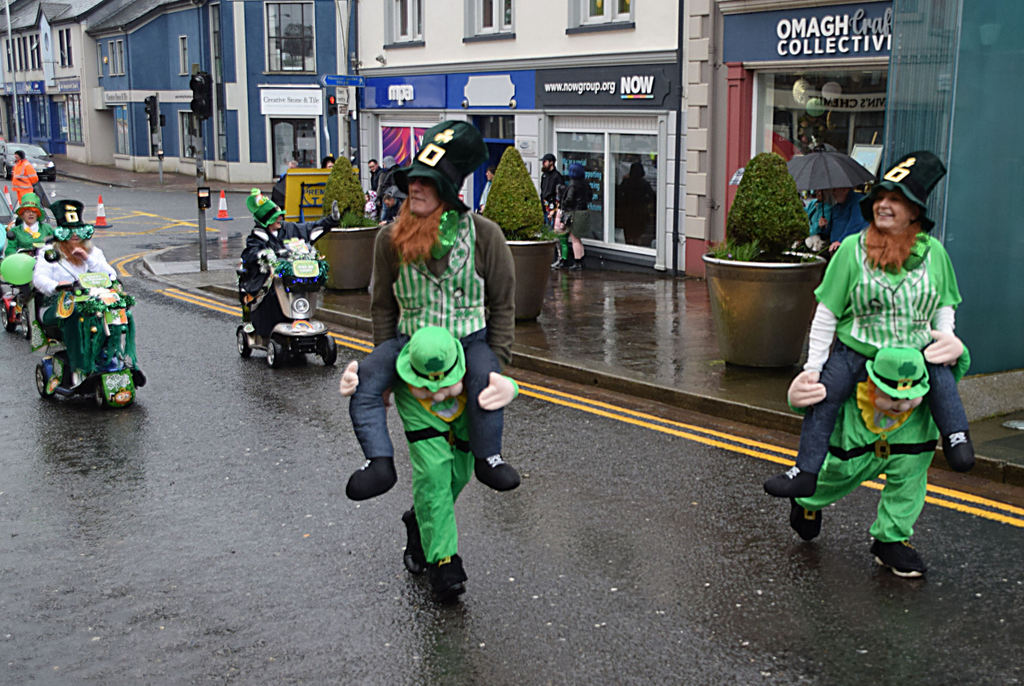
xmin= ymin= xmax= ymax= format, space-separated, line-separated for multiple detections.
xmin=381 ymin=124 xmax=429 ymax=168
xmin=266 ymin=2 xmax=315 ymax=72
xmin=756 ymin=70 xmax=888 ymax=161
xmin=65 ymin=94 xmax=83 ymax=143
xmin=387 ymin=0 xmax=423 ymax=44
xmin=556 ymin=130 xmax=658 ymax=250
xmin=467 ymin=0 xmax=513 ymax=36
xmin=114 ymin=105 xmax=130 ymax=155
xmin=180 ymin=111 xmax=199 ymax=158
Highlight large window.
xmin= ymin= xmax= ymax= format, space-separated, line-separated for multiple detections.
xmin=114 ymin=105 xmax=129 ymax=155
xmin=266 ymin=2 xmax=314 ymax=72
xmin=557 ymin=129 xmax=659 ymax=250
xmin=391 ymin=0 xmax=423 ymax=43
xmin=58 ymin=28 xmax=72 ymax=67
xmin=755 ymin=69 xmax=888 ymax=161
xmin=29 ymin=34 xmax=40 ymax=70
xmin=107 ymin=40 xmax=126 ymax=75
xmin=65 ymin=93 xmax=83 ymax=143
xmin=180 ymin=111 xmax=199 ymax=158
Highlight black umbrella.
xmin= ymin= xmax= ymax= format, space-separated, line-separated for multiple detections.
xmin=786 ymin=150 xmax=874 ymax=191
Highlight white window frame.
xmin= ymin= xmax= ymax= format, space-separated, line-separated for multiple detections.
xmin=97 ymin=42 xmax=104 ymax=75
xmin=580 ymin=0 xmax=632 ymax=25
xmin=114 ymin=39 xmax=125 ymax=75
xmin=59 ymin=28 xmax=73 ymax=67
xmin=470 ymin=0 xmax=513 ymax=35
xmin=178 ymin=36 xmax=188 ymax=74
xmin=389 ymin=0 xmax=423 ymax=43
xmin=29 ymin=34 xmax=40 ymax=70
xmin=265 ymin=1 xmax=316 ymax=72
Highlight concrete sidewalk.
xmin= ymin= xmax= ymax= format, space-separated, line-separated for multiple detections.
xmin=143 ymin=234 xmax=1024 ymax=488
xmin=54 ymin=154 xmax=266 ymax=194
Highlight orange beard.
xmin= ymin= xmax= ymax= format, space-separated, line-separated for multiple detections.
xmin=390 ymin=202 xmax=445 ymax=263
xmin=59 ymin=240 xmax=91 ymax=267
xmin=864 ymin=223 xmax=920 ymax=272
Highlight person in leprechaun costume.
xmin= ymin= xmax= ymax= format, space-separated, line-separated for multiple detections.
xmin=237 ymin=188 xmax=339 ymax=336
xmin=765 ymin=151 xmax=973 ymax=499
xmin=341 ymin=121 xmax=520 ymax=502
xmin=787 ymin=345 xmax=970 ymax=577
xmin=32 ymin=199 xmax=128 ymax=381
xmin=5 ymin=192 xmax=54 ymax=257
xmin=340 ymin=326 xmax=518 ymax=601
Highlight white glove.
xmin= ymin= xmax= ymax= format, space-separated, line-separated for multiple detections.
xmin=924 ymin=330 xmax=964 ymax=366
xmin=338 ymin=360 xmax=359 ymax=396
xmin=788 ymin=370 xmax=826 ymax=408
xmin=805 ymin=234 xmax=827 ymax=252
xmin=477 ymin=372 xmax=517 ymax=410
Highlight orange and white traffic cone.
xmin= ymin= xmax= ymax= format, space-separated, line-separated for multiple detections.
xmin=95 ymin=195 xmax=110 ymax=228
xmin=214 ymin=189 xmax=233 ymax=221
xmin=2 ymin=186 xmax=12 ymax=212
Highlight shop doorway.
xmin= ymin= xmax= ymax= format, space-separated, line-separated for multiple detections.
xmin=270 ymin=118 xmax=317 ymax=178
xmin=472 ymin=115 xmax=513 ymax=211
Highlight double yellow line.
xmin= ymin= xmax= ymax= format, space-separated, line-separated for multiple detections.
xmin=156 ymin=286 xmax=1024 ymax=529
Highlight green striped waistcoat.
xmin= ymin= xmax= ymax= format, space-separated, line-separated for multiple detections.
xmin=393 ymin=214 xmax=487 ymax=339
xmin=848 ymin=236 xmax=939 ymax=352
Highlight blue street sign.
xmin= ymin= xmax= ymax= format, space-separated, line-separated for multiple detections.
xmin=321 ymin=74 xmax=366 ymax=88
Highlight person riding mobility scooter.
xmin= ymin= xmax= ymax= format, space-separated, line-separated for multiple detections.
xmin=31 ymin=200 xmax=145 ymax=407
xmin=1 ymin=193 xmax=53 ymax=339
xmin=236 ymin=189 xmax=339 ymax=368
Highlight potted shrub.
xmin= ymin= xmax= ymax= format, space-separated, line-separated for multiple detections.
xmin=482 ymin=146 xmax=556 ymax=320
xmin=702 ymin=152 xmax=826 ymax=367
xmin=318 ymin=162 xmax=380 ymax=290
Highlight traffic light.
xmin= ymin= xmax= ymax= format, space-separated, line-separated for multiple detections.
xmin=189 ymin=71 xmax=213 ymax=121
xmin=327 ymin=94 xmax=338 ymax=116
xmin=144 ymin=95 xmax=159 ymax=133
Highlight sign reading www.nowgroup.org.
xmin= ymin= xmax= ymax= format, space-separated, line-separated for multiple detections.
xmin=535 ymin=64 xmax=678 ymax=109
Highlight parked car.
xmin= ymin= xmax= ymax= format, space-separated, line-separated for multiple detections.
xmin=0 ymin=141 xmax=57 ymax=182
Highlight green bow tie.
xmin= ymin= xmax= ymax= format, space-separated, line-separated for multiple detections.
xmin=430 ymin=210 xmax=460 ymax=260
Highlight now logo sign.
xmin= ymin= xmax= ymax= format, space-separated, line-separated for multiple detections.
xmin=620 ymin=74 xmax=655 ymax=99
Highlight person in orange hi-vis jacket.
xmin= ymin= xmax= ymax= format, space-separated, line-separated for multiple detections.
xmin=11 ymin=150 xmax=39 ymax=203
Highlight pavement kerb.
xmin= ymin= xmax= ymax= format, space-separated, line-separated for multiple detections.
xmin=58 ymin=169 xmax=259 ymax=194
xmin=136 ymin=263 xmax=1022 ymax=487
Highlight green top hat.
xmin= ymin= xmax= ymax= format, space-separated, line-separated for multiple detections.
xmin=50 ymin=199 xmax=94 ymax=241
xmin=15 ymin=192 xmax=44 ymax=218
xmin=396 ymin=326 xmax=466 ymax=393
xmin=866 ymin=347 xmax=930 ymax=400
xmin=246 ymin=188 xmax=286 ymax=228
xmin=860 ymin=151 xmax=946 ymax=232
xmin=394 ymin=121 xmax=488 ymax=213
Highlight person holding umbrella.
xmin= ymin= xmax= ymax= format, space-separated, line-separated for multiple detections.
xmin=805 ymin=186 xmax=869 ymax=253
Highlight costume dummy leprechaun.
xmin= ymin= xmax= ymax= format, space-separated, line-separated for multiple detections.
xmin=788 ymin=346 xmax=970 ymax=577
xmin=5 ymin=193 xmax=53 ymax=256
xmin=765 ymin=151 xmax=973 ymax=499
xmin=344 ymin=121 xmax=520 ymax=502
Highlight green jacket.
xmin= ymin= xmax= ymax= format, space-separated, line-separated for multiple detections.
xmin=5 ymin=220 xmax=54 ymax=256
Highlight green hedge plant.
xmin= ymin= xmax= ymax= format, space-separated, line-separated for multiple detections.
xmin=724 ymin=152 xmax=808 ymax=260
xmin=321 ymin=162 xmax=377 ymax=227
xmin=482 ymin=146 xmax=550 ymax=241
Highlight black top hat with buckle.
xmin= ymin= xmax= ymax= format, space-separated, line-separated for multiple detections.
xmin=393 ymin=121 xmax=488 ymax=213
xmin=860 ymin=151 xmax=947 ymax=232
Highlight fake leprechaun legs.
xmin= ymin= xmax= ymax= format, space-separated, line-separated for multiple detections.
xmin=407 ymin=431 xmax=474 ymax=565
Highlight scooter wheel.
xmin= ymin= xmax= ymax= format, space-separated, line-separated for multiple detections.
xmin=236 ymin=327 xmax=252 ymax=358
xmin=35 ymin=363 xmax=52 ymax=398
xmin=94 ymin=382 xmax=108 ymax=409
xmin=319 ymin=335 xmax=337 ymax=366
xmin=1 ymin=305 xmax=13 ymax=332
xmin=267 ymin=339 xmax=284 ymax=368
xmin=22 ymin=312 xmax=32 ymax=341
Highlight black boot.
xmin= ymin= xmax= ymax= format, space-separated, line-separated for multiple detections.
xmin=401 ymin=508 xmax=426 ymax=575
xmin=475 ymin=454 xmax=520 ymax=491
xmin=789 ymin=498 xmax=822 ymax=541
xmin=764 ymin=466 xmax=818 ymax=498
xmin=428 ymin=554 xmax=467 ymax=602
xmin=345 ymin=456 xmax=397 ymax=501
xmin=568 ymin=254 xmax=583 ymax=271
xmin=942 ymin=430 xmax=974 ymax=472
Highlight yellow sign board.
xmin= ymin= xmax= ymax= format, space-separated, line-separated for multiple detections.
xmin=282 ymin=168 xmax=331 ymax=221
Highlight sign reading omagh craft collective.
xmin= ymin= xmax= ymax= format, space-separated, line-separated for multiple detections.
xmin=724 ymin=1 xmax=892 ymax=62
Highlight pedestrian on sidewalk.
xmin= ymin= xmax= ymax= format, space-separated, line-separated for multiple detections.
xmin=558 ymin=163 xmax=592 ymax=271
xmin=11 ymin=151 xmax=39 ymax=204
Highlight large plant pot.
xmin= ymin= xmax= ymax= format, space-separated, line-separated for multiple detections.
xmin=702 ymin=253 xmax=826 ymax=367
xmin=509 ymin=239 xmax=556 ymax=321
xmin=317 ymin=226 xmax=381 ymax=290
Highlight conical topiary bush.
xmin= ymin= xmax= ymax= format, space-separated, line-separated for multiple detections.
xmin=725 ymin=152 xmax=808 ymax=259
xmin=321 ymin=162 xmax=375 ymax=226
xmin=482 ymin=146 xmax=547 ymax=241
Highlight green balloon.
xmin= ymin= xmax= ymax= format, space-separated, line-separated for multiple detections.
xmin=806 ymin=97 xmax=826 ymax=117
xmin=0 ymin=252 xmax=36 ymax=286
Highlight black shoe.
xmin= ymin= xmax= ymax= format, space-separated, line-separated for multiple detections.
xmin=789 ymin=498 xmax=822 ymax=541
xmin=401 ymin=508 xmax=426 ymax=575
xmin=568 ymin=260 xmax=583 ymax=271
xmin=475 ymin=454 xmax=520 ymax=491
xmin=345 ymin=457 xmax=397 ymax=501
xmin=428 ymin=554 xmax=467 ymax=602
xmin=871 ymin=539 xmax=926 ymax=578
xmin=764 ymin=466 xmax=818 ymax=498
xmin=550 ymin=258 xmax=566 ymax=269
xmin=942 ymin=431 xmax=975 ymax=472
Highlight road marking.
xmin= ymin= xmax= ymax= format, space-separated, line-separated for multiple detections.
xmin=110 ymin=250 xmax=154 ymax=277
xmin=155 ymin=286 xmax=1024 ymax=528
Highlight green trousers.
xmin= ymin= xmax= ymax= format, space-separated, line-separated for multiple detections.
xmin=409 ymin=434 xmax=474 ymax=564
xmin=796 ymin=449 xmax=932 ymax=543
